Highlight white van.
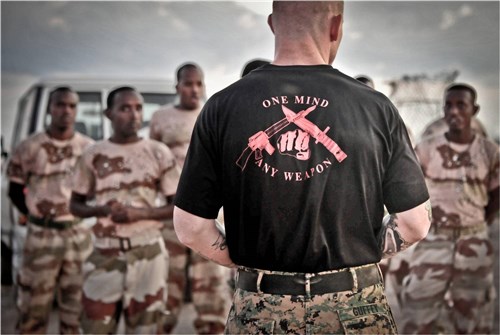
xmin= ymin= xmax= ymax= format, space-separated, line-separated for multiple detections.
xmin=1 ymin=77 xmax=177 ymax=284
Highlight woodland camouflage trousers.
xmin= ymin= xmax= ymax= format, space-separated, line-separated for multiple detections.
xmin=226 ymin=266 xmax=397 ymax=334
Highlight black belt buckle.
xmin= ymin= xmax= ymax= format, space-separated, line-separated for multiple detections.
xmin=119 ymin=237 xmax=132 ymax=251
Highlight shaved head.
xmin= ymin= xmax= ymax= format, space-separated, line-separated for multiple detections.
xmin=271 ymin=1 xmax=343 ymax=37
xmin=269 ymin=1 xmax=344 ymax=65
xmin=272 ymin=1 xmax=344 ymax=16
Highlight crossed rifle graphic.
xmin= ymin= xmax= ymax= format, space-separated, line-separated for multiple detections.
xmin=236 ymin=105 xmax=347 ymax=170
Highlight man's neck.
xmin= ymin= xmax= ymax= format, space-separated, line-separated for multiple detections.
xmin=175 ymin=104 xmax=200 ymax=112
xmin=47 ymin=126 xmax=74 ymax=141
xmin=273 ymin=50 xmax=330 ymax=66
xmin=273 ymin=36 xmax=333 ymax=66
xmin=445 ymin=129 xmax=475 ymax=144
xmin=109 ymin=134 xmax=141 ymax=144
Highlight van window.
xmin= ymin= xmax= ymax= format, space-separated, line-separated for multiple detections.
xmin=12 ymin=87 xmax=40 ymax=150
xmin=76 ymin=92 xmax=103 ymax=140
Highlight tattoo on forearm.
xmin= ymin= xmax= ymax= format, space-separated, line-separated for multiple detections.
xmin=379 ymin=213 xmax=413 ymax=258
xmin=211 ymin=232 xmax=228 ymax=251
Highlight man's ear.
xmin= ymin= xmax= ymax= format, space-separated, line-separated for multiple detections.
xmin=104 ymin=108 xmax=112 ymax=121
xmin=267 ymin=14 xmax=275 ymax=34
xmin=330 ymin=14 xmax=342 ymax=42
xmin=473 ymin=104 xmax=480 ymax=116
xmin=175 ymin=83 xmax=180 ymax=95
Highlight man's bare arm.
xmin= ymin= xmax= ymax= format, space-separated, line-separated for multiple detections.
xmin=70 ymin=192 xmax=111 ymax=218
xmin=485 ymin=187 xmax=499 ymax=225
xmin=70 ymin=193 xmax=175 ymax=223
xmin=173 ymin=206 xmax=236 ymax=268
xmin=109 ymin=196 xmax=175 ymax=223
xmin=379 ymin=199 xmax=431 ymax=259
xmin=8 ymin=181 xmax=28 ymax=215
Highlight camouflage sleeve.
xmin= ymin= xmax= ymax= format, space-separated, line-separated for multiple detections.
xmin=83 ymin=136 xmax=96 ymax=150
xmin=149 ymin=112 xmax=161 ymax=141
xmin=71 ymin=149 xmax=96 ymax=196
xmin=157 ymin=144 xmax=181 ymax=197
xmin=488 ymin=146 xmax=499 ymax=191
xmin=414 ymin=141 xmax=429 ymax=169
xmin=6 ymin=140 xmax=30 ymax=185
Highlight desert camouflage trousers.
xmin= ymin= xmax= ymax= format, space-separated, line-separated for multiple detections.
xmin=400 ymin=226 xmax=496 ymax=334
xmin=161 ymin=221 xmax=232 ymax=334
xmin=16 ymin=222 xmax=92 ymax=334
xmin=81 ymin=235 xmax=168 ymax=334
xmin=226 ymin=274 xmax=397 ymax=334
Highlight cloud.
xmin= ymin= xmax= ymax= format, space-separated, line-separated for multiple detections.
xmin=235 ymin=2 xmax=271 ymax=17
xmin=48 ymin=17 xmax=71 ymax=32
xmin=158 ymin=6 xmax=169 ymax=18
xmin=170 ymin=17 xmax=190 ymax=32
xmin=238 ymin=13 xmax=258 ymax=29
xmin=460 ymin=4 xmax=473 ymax=17
xmin=440 ymin=4 xmax=473 ymax=30
xmin=348 ymin=31 xmax=364 ymax=41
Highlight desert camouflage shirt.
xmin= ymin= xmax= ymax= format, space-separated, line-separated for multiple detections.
xmin=149 ymin=103 xmax=202 ymax=168
xmin=415 ymin=134 xmax=499 ymax=227
xmin=7 ymin=131 xmax=94 ymax=221
xmin=72 ymin=138 xmax=180 ymax=238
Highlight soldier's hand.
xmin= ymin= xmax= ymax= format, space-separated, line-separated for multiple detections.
xmin=110 ymin=202 xmax=128 ymax=223
xmin=110 ymin=203 xmax=143 ymax=223
xmin=277 ymin=129 xmax=311 ymax=160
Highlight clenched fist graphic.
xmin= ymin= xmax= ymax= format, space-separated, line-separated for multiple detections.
xmin=277 ymin=129 xmax=311 ymax=160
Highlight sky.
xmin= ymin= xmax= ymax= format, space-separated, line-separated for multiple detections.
xmin=1 ymin=1 xmax=499 ymax=150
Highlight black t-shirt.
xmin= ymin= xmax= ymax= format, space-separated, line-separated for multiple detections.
xmin=175 ymin=64 xmax=429 ymax=272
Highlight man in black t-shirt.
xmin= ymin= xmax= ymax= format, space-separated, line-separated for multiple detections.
xmin=173 ymin=2 xmax=431 ymax=333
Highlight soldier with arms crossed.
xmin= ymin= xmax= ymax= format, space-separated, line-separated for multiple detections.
xmin=70 ymin=87 xmax=180 ymax=334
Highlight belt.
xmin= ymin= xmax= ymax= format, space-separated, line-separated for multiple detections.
xmin=93 ymin=229 xmax=161 ymax=252
xmin=236 ymin=264 xmax=381 ymax=296
xmin=431 ymin=223 xmax=486 ymax=239
xmin=28 ymin=215 xmax=79 ymax=230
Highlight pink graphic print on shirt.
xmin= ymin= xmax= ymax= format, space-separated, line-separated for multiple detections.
xmin=236 ymin=101 xmax=346 ymax=173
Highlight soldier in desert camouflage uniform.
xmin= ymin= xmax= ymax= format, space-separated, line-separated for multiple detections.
xmin=7 ymin=86 xmax=94 ymax=334
xmin=400 ymin=83 xmax=499 ymax=334
xmin=383 ymin=100 xmax=491 ymax=324
xmin=70 ymin=86 xmax=180 ymax=334
xmin=150 ymin=63 xmax=231 ymax=334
